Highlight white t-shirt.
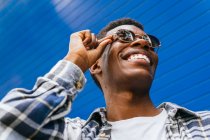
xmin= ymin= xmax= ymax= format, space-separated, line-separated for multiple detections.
xmin=108 ymin=109 xmax=168 ymax=140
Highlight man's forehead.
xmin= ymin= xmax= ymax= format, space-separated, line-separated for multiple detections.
xmin=106 ymin=25 xmax=145 ymax=36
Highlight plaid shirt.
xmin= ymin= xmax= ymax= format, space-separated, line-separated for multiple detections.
xmin=0 ymin=60 xmax=210 ymax=140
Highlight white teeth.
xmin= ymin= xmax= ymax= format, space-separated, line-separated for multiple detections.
xmin=127 ymin=54 xmax=150 ymax=64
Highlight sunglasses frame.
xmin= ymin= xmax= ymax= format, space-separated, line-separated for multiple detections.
xmin=113 ymin=29 xmax=161 ymax=52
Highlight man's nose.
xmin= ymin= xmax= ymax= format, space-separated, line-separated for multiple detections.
xmin=130 ymin=38 xmax=151 ymax=50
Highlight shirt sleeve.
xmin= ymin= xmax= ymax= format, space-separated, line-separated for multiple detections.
xmin=0 ymin=60 xmax=86 ymax=140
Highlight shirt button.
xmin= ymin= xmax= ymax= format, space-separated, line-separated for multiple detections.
xmin=76 ymin=81 xmax=82 ymax=89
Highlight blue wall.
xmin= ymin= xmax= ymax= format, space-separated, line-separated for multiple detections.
xmin=0 ymin=0 xmax=210 ymax=119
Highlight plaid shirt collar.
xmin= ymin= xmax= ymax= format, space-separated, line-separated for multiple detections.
xmin=85 ymin=102 xmax=200 ymax=126
xmin=82 ymin=102 xmax=201 ymax=140
xmin=158 ymin=102 xmax=200 ymax=119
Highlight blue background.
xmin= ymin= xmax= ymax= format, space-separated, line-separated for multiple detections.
xmin=0 ymin=0 xmax=210 ymax=119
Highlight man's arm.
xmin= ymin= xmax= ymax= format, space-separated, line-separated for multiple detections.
xmin=0 ymin=60 xmax=86 ymax=139
xmin=0 ymin=30 xmax=112 ymax=139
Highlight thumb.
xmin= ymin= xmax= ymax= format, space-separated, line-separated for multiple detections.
xmin=88 ymin=39 xmax=112 ymax=65
xmin=95 ymin=39 xmax=112 ymax=56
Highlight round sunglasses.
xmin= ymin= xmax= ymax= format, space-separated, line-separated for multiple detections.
xmin=113 ymin=29 xmax=161 ymax=52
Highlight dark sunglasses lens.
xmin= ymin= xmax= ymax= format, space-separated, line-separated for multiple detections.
xmin=116 ymin=29 xmax=134 ymax=42
xmin=148 ymin=34 xmax=160 ymax=47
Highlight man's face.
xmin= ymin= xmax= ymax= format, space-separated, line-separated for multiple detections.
xmin=100 ymin=25 xmax=159 ymax=91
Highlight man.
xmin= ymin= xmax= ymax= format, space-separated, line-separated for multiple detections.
xmin=0 ymin=18 xmax=209 ymax=140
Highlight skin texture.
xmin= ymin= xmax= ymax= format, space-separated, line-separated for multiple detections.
xmin=66 ymin=25 xmax=160 ymax=122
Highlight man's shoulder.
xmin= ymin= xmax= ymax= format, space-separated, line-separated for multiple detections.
xmin=159 ymin=102 xmax=210 ymax=119
xmin=196 ymin=110 xmax=210 ymax=119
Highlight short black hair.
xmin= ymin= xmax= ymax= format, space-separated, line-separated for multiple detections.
xmin=97 ymin=18 xmax=144 ymax=39
xmin=91 ymin=18 xmax=144 ymax=90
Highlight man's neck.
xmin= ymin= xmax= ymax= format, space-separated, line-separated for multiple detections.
xmin=105 ymin=91 xmax=160 ymax=122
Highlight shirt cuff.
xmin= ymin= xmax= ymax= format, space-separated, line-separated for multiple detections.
xmin=45 ymin=60 xmax=87 ymax=91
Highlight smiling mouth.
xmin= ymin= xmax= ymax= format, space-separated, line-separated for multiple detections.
xmin=127 ymin=54 xmax=150 ymax=64
xmin=120 ymin=48 xmax=153 ymax=66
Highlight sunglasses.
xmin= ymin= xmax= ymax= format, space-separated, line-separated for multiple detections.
xmin=113 ymin=29 xmax=161 ymax=52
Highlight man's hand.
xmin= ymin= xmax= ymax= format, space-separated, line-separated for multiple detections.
xmin=65 ymin=30 xmax=113 ymax=72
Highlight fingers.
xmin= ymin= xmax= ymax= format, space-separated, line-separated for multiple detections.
xmin=68 ymin=30 xmax=114 ymax=70
xmin=93 ymin=35 xmax=113 ymax=53
xmin=89 ymin=35 xmax=113 ymax=62
xmin=95 ymin=38 xmax=112 ymax=54
xmin=97 ymin=35 xmax=113 ymax=44
xmin=77 ymin=30 xmax=97 ymax=50
xmin=75 ymin=30 xmax=113 ymax=50
xmin=88 ymin=38 xmax=112 ymax=64
xmin=71 ymin=29 xmax=113 ymax=56
xmin=82 ymin=30 xmax=92 ymax=45
xmin=85 ymin=33 xmax=98 ymax=50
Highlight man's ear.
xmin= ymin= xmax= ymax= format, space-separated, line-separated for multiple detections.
xmin=89 ymin=59 xmax=102 ymax=75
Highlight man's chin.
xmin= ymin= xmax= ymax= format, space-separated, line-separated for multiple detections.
xmin=124 ymin=68 xmax=154 ymax=80
xmin=130 ymin=75 xmax=153 ymax=86
xmin=113 ymin=71 xmax=153 ymax=91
